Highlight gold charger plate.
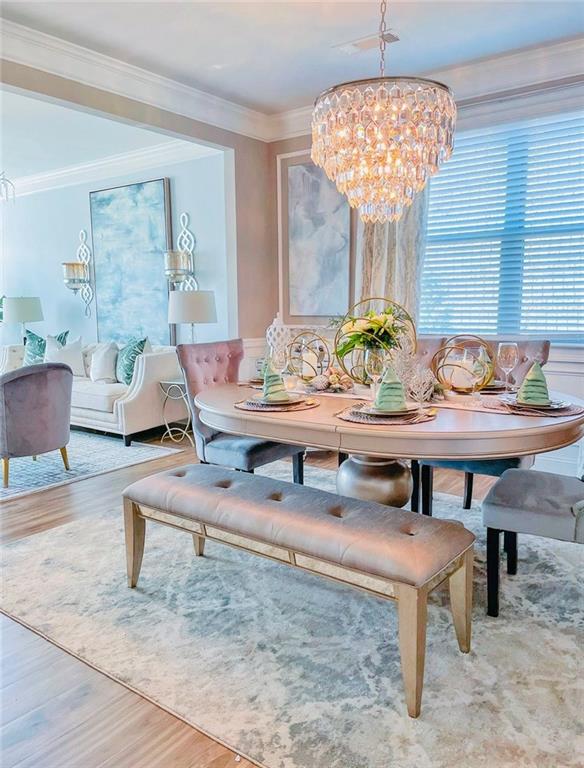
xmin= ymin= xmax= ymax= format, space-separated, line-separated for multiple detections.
xmin=360 ymin=402 xmax=419 ymax=417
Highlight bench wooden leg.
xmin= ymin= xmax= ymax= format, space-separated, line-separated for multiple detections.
xmin=193 ymin=534 xmax=205 ymax=556
xmin=397 ymin=585 xmax=428 ymax=718
xmin=123 ymin=498 xmax=146 ymax=588
xmin=448 ymin=548 xmax=473 ymax=653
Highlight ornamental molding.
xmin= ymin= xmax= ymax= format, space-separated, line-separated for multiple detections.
xmin=12 ymin=140 xmax=220 ymax=197
xmin=2 ymin=20 xmax=583 ymax=143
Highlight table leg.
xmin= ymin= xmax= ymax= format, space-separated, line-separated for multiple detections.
xmin=336 ymin=455 xmax=413 ymax=507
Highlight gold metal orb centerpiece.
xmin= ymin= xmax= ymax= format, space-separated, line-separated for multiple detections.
xmin=431 ymin=335 xmax=495 ymax=393
xmin=287 ymin=331 xmax=331 ymax=381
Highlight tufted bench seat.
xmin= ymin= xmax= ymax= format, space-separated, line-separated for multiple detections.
xmin=123 ymin=464 xmax=475 ymax=717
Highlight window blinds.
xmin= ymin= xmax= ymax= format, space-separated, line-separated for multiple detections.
xmin=419 ymin=112 xmax=584 ymax=343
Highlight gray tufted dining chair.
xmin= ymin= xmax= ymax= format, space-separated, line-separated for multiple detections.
xmin=177 ymin=339 xmax=305 ymax=482
xmin=0 ymin=363 xmax=73 ymax=487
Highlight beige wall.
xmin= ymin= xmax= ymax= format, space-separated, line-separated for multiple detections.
xmin=0 ymin=60 xmax=277 ymax=338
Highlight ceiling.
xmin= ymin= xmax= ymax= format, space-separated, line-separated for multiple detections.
xmin=0 ymin=90 xmax=186 ymax=178
xmin=1 ymin=2 xmax=583 ymax=114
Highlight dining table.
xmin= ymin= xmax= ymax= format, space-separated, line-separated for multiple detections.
xmin=194 ymin=384 xmax=584 ymax=508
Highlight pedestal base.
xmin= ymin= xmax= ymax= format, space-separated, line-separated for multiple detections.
xmin=336 ymin=455 xmax=413 ymax=508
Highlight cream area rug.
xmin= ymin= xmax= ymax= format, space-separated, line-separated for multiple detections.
xmin=0 ymin=430 xmax=181 ymax=501
xmin=1 ymin=461 xmax=582 ymax=768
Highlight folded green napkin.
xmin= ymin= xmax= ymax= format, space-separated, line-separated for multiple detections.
xmin=517 ymin=361 xmax=550 ymax=406
xmin=374 ymin=365 xmax=406 ymax=411
xmin=263 ymin=360 xmax=290 ymax=402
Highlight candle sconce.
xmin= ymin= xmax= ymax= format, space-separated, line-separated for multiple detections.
xmin=62 ymin=230 xmax=94 ymax=317
xmin=165 ymin=212 xmax=199 ymax=290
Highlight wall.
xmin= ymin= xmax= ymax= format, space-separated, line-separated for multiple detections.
xmin=0 ymin=60 xmax=279 ymax=338
xmin=0 ymin=152 xmax=230 ymax=346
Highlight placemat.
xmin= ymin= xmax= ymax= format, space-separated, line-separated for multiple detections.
xmin=235 ymin=398 xmax=320 ymax=413
xmin=481 ymin=399 xmax=584 ymax=418
xmin=335 ymin=404 xmax=437 ymax=425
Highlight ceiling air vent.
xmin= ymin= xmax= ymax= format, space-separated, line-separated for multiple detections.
xmin=333 ymin=31 xmax=399 ymax=56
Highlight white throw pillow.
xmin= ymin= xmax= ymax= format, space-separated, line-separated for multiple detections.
xmin=90 ymin=342 xmax=119 ymax=383
xmin=45 ymin=336 xmax=86 ymax=376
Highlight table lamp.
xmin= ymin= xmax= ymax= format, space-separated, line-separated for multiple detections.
xmin=3 ymin=297 xmax=44 ymax=342
xmin=168 ymin=290 xmax=217 ymax=343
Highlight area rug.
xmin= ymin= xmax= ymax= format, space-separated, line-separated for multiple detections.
xmin=0 ymin=430 xmax=182 ymax=501
xmin=1 ymin=462 xmax=582 ymax=768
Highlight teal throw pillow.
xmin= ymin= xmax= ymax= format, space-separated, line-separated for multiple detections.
xmin=23 ymin=329 xmax=69 ymax=366
xmin=116 ymin=338 xmax=147 ymax=385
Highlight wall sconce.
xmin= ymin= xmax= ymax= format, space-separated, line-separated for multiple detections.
xmin=164 ymin=250 xmax=192 ymax=285
xmin=165 ymin=212 xmax=199 ymax=290
xmin=62 ymin=229 xmax=94 ymax=317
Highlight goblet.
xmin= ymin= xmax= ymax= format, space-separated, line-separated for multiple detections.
xmin=498 ymin=342 xmax=519 ymax=393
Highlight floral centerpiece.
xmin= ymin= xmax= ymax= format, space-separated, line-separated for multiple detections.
xmin=333 ymin=298 xmax=417 ymax=384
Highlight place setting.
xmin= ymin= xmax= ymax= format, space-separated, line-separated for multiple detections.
xmin=334 ymin=345 xmax=438 ymax=426
xmin=235 ymin=348 xmax=320 ymax=413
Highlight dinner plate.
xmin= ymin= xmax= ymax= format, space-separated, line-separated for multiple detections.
xmin=501 ymin=395 xmax=569 ymax=410
xmin=360 ymin=402 xmax=419 ymax=416
xmin=253 ymin=393 xmax=305 ymax=406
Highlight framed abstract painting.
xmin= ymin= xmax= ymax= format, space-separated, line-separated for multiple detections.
xmin=278 ymin=153 xmax=355 ymax=325
xmin=90 ymin=178 xmax=172 ymax=345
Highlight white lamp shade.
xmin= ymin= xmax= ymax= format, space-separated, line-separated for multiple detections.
xmin=3 ymin=296 xmax=44 ymax=323
xmin=168 ymin=290 xmax=217 ymax=324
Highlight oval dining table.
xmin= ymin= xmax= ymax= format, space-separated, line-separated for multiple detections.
xmin=195 ymin=384 xmax=584 ymax=508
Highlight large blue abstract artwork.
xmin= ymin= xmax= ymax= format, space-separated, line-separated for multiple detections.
xmin=287 ymin=162 xmax=350 ymax=317
xmin=90 ymin=178 xmax=171 ymax=345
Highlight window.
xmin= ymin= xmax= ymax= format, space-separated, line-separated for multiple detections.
xmin=419 ymin=112 xmax=584 ymax=343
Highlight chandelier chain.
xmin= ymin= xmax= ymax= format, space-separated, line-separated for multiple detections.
xmin=379 ymin=0 xmax=387 ymax=77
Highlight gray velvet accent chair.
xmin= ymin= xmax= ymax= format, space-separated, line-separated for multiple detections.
xmin=177 ymin=339 xmax=305 ymax=483
xmin=412 ymin=338 xmax=551 ymax=515
xmin=482 ymin=467 xmax=584 ymax=616
xmin=0 ymin=363 xmax=73 ymax=487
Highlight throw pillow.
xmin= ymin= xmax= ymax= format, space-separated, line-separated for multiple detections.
xmin=45 ymin=336 xmax=85 ymax=376
xmin=116 ymin=338 xmax=147 ymax=385
xmin=23 ymin=329 xmax=69 ymax=366
xmin=90 ymin=342 xmax=118 ymax=383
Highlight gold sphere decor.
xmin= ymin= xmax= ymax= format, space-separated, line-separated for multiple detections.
xmin=287 ymin=331 xmax=331 ymax=381
xmin=431 ymin=335 xmax=496 ymax=393
xmin=333 ymin=297 xmax=417 ymax=385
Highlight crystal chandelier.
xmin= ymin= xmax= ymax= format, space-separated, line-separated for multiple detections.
xmin=311 ymin=0 xmax=456 ymax=223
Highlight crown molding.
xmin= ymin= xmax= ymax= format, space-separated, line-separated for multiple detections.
xmin=13 ymin=140 xmax=220 ymax=197
xmin=0 ymin=20 xmax=271 ymax=141
xmin=2 ymin=20 xmax=582 ymax=143
xmin=267 ymin=36 xmax=584 ymax=140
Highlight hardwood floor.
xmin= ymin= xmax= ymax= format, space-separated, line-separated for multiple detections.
xmin=0 ymin=433 xmax=493 ymax=768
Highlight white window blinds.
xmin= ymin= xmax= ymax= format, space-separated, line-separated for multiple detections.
xmin=419 ymin=112 xmax=584 ymax=343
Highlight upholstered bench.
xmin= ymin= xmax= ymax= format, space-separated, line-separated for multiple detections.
xmin=123 ymin=464 xmax=475 ymax=717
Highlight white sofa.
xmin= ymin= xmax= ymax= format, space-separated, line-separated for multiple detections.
xmin=0 ymin=343 xmax=188 ymax=445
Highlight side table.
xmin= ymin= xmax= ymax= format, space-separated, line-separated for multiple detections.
xmin=159 ymin=380 xmax=194 ymax=447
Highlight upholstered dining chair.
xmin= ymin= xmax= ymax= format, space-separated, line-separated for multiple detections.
xmin=414 ymin=338 xmax=551 ymax=515
xmin=482 ymin=467 xmax=584 ymax=616
xmin=177 ymin=340 xmax=305 ymax=483
xmin=0 ymin=363 xmax=73 ymax=487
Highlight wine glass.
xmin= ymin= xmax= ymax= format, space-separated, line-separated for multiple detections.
xmin=268 ymin=345 xmax=288 ymax=375
xmin=364 ymin=348 xmax=386 ymax=400
xmin=498 ymin=342 xmax=518 ymax=394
